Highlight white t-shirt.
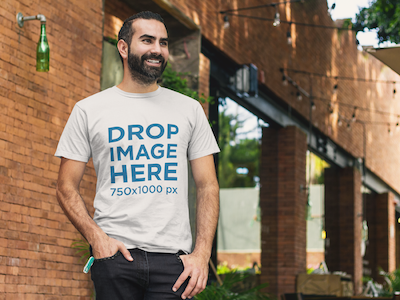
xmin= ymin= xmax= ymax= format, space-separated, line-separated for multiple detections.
xmin=55 ymin=86 xmax=220 ymax=253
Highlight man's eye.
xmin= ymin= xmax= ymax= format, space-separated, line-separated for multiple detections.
xmin=143 ymin=39 xmax=152 ymax=43
xmin=161 ymin=42 xmax=168 ymax=46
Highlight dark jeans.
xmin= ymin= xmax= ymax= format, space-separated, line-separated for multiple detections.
xmin=90 ymin=248 xmax=191 ymax=300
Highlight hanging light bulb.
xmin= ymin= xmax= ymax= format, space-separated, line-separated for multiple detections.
xmin=393 ymin=82 xmax=396 ymax=98
xmin=287 ymin=30 xmax=292 ymax=46
xmin=282 ymin=74 xmax=288 ymax=86
xmin=388 ymin=124 xmax=393 ymax=136
xmin=223 ymin=15 xmax=230 ymax=29
xmin=328 ymin=102 xmax=334 ymax=114
xmin=273 ymin=5 xmax=280 ymax=27
xmin=351 ymin=107 xmax=357 ymax=122
xmin=296 ymin=91 xmax=302 ymax=101
xmin=17 ymin=13 xmax=49 ymax=72
xmin=333 ymin=83 xmax=338 ymax=94
xmin=338 ymin=117 xmax=343 ymax=127
xmin=287 ymin=23 xmax=292 ymax=46
xmin=311 ymin=101 xmax=316 ymax=110
xmin=347 ymin=123 xmax=351 ymax=131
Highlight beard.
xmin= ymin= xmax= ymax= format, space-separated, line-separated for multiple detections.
xmin=127 ymin=48 xmax=167 ymax=85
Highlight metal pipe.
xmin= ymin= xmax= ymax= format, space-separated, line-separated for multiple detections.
xmin=17 ymin=13 xmax=46 ymax=28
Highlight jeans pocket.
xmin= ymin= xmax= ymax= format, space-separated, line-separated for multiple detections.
xmin=94 ymin=251 xmax=120 ymax=262
xmin=175 ymin=250 xmax=186 ymax=266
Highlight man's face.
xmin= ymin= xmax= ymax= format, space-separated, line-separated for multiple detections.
xmin=127 ymin=19 xmax=169 ymax=85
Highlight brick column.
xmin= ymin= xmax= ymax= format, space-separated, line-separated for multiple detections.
xmin=366 ymin=192 xmax=396 ymax=282
xmin=325 ymin=167 xmax=363 ymax=294
xmin=260 ymin=126 xmax=307 ymax=297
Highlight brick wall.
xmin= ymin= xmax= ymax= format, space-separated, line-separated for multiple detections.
xmin=168 ymin=0 xmax=400 ymax=194
xmin=0 ymin=0 xmax=103 ymax=298
xmin=260 ymin=126 xmax=307 ymax=296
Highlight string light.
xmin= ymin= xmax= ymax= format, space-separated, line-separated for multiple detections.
xmin=222 ymin=13 xmax=358 ymax=31
xmin=287 ymin=23 xmax=292 ymax=46
xmin=311 ymin=101 xmax=316 ymax=110
xmin=351 ymin=107 xmax=357 ymax=122
xmin=273 ymin=5 xmax=280 ymax=27
xmin=281 ymin=70 xmax=400 ymax=131
xmin=338 ymin=116 xmax=343 ymax=127
xmin=282 ymin=74 xmax=288 ymax=86
xmin=313 ymin=96 xmax=400 ymax=119
xmin=282 ymin=68 xmax=400 ymax=84
xmin=219 ymin=0 xmax=302 ymax=14
xmin=296 ymin=91 xmax=303 ymax=101
xmin=328 ymin=102 xmax=334 ymax=114
xmin=224 ymin=15 xmax=230 ymax=29
xmin=332 ymin=77 xmax=338 ymax=94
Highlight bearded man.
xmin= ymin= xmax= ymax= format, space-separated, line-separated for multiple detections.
xmin=55 ymin=11 xmax=220 ymax=300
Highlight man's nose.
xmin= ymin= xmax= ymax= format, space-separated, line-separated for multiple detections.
xmin=150 ymin=42 xmax=162 ymax=55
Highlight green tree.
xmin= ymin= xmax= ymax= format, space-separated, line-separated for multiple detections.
xmin=353 ymin=0 xmax=400 ymax=44
xmin=218 ymin=107 xmax=260 ymax=188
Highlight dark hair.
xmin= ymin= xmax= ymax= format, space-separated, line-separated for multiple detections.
xmin=117 ymin=11 xmax=166 ymax=64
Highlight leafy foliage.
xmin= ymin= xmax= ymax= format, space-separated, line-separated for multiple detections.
xmin=218 ymin=107 xmax=260 ymax=188
xmin=379 ymin=268 xmax=400 ymax=296
xmin=159 ymin=63 xmax=211 ymax=104
xmin=195 ymin=272 xmax=270 ymax=300
xmin=353 ymin=0 xmax=400 ymax=44
xmin=71 ymin=239 xmax=91 ymax=262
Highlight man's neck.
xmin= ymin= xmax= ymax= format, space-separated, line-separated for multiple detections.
xmin=117 ymin=78 xmax=159 ymax=94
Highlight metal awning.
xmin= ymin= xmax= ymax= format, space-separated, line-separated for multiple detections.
xmin=364 ymin=45 xmax=400 ymax=75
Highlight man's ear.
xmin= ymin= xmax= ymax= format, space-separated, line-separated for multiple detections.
xmin=117 ymin=40 xmax=128 ymax=60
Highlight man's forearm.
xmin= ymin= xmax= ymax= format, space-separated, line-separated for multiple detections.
xmin=56 ymin=184 xmax=105 ymax=245
xmin=192 ymin=181 xmax=219 ymax=258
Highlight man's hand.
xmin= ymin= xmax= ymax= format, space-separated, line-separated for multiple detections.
xmin=172 ymin=252 xmax=209 ymax=299
xmin=91 ymin=234 xmax=133 ymax=262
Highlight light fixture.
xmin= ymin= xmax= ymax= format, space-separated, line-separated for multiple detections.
xmin=333 ymin=83 xmax=338 ymax=94
xmin=287 ymin=23 xmax=292 ymax=46
xmin=296 ymin=91 xmax=302 ymax=101
xmin=351 ymin=107 xmax=357 ymax=122
xmin=273 ymin=5 xmax=280 ymax=27
xmin=223 ymin=15 xmax=230 ymax=29
xmin=282 ymin=74 xmax=288 ymax=86
xmin=311 ymin=101 xmax=316 ymax=110
xmin=328 ymin=102 xmax=334 ymax=114
xmin=17 ymin=13 xmax=49 ymax=72
xmin=338 ymin=117 xmax=343 ymax=127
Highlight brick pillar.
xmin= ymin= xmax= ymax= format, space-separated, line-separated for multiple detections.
xmin=198 ymin=53 xmax=210 ymax=117
xmin=366 ymin=192 xmax=396 ymax=282
xmin=325 ymin=167 xmax=363 ymax=294
xmin=260 ymin=126 xmax=307 ymax=297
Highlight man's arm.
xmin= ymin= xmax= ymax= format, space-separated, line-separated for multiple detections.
xmin=56 ymin=158 xmax=133 ymax=261
xmin=173 ymin=154 xmax=219 ymax=299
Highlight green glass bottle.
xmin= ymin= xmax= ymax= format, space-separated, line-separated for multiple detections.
xmin=36 ymin=23 xmax=49 ymax=72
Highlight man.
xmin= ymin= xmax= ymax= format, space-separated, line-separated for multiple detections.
xmin=55 ymin=11 xmax=220 ymax=300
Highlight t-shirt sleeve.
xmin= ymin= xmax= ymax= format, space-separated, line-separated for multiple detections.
xmin=54 ymin=104 xmax=92 ymax=162
xmin=187 ymin=103 xmax=220 ymax=161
